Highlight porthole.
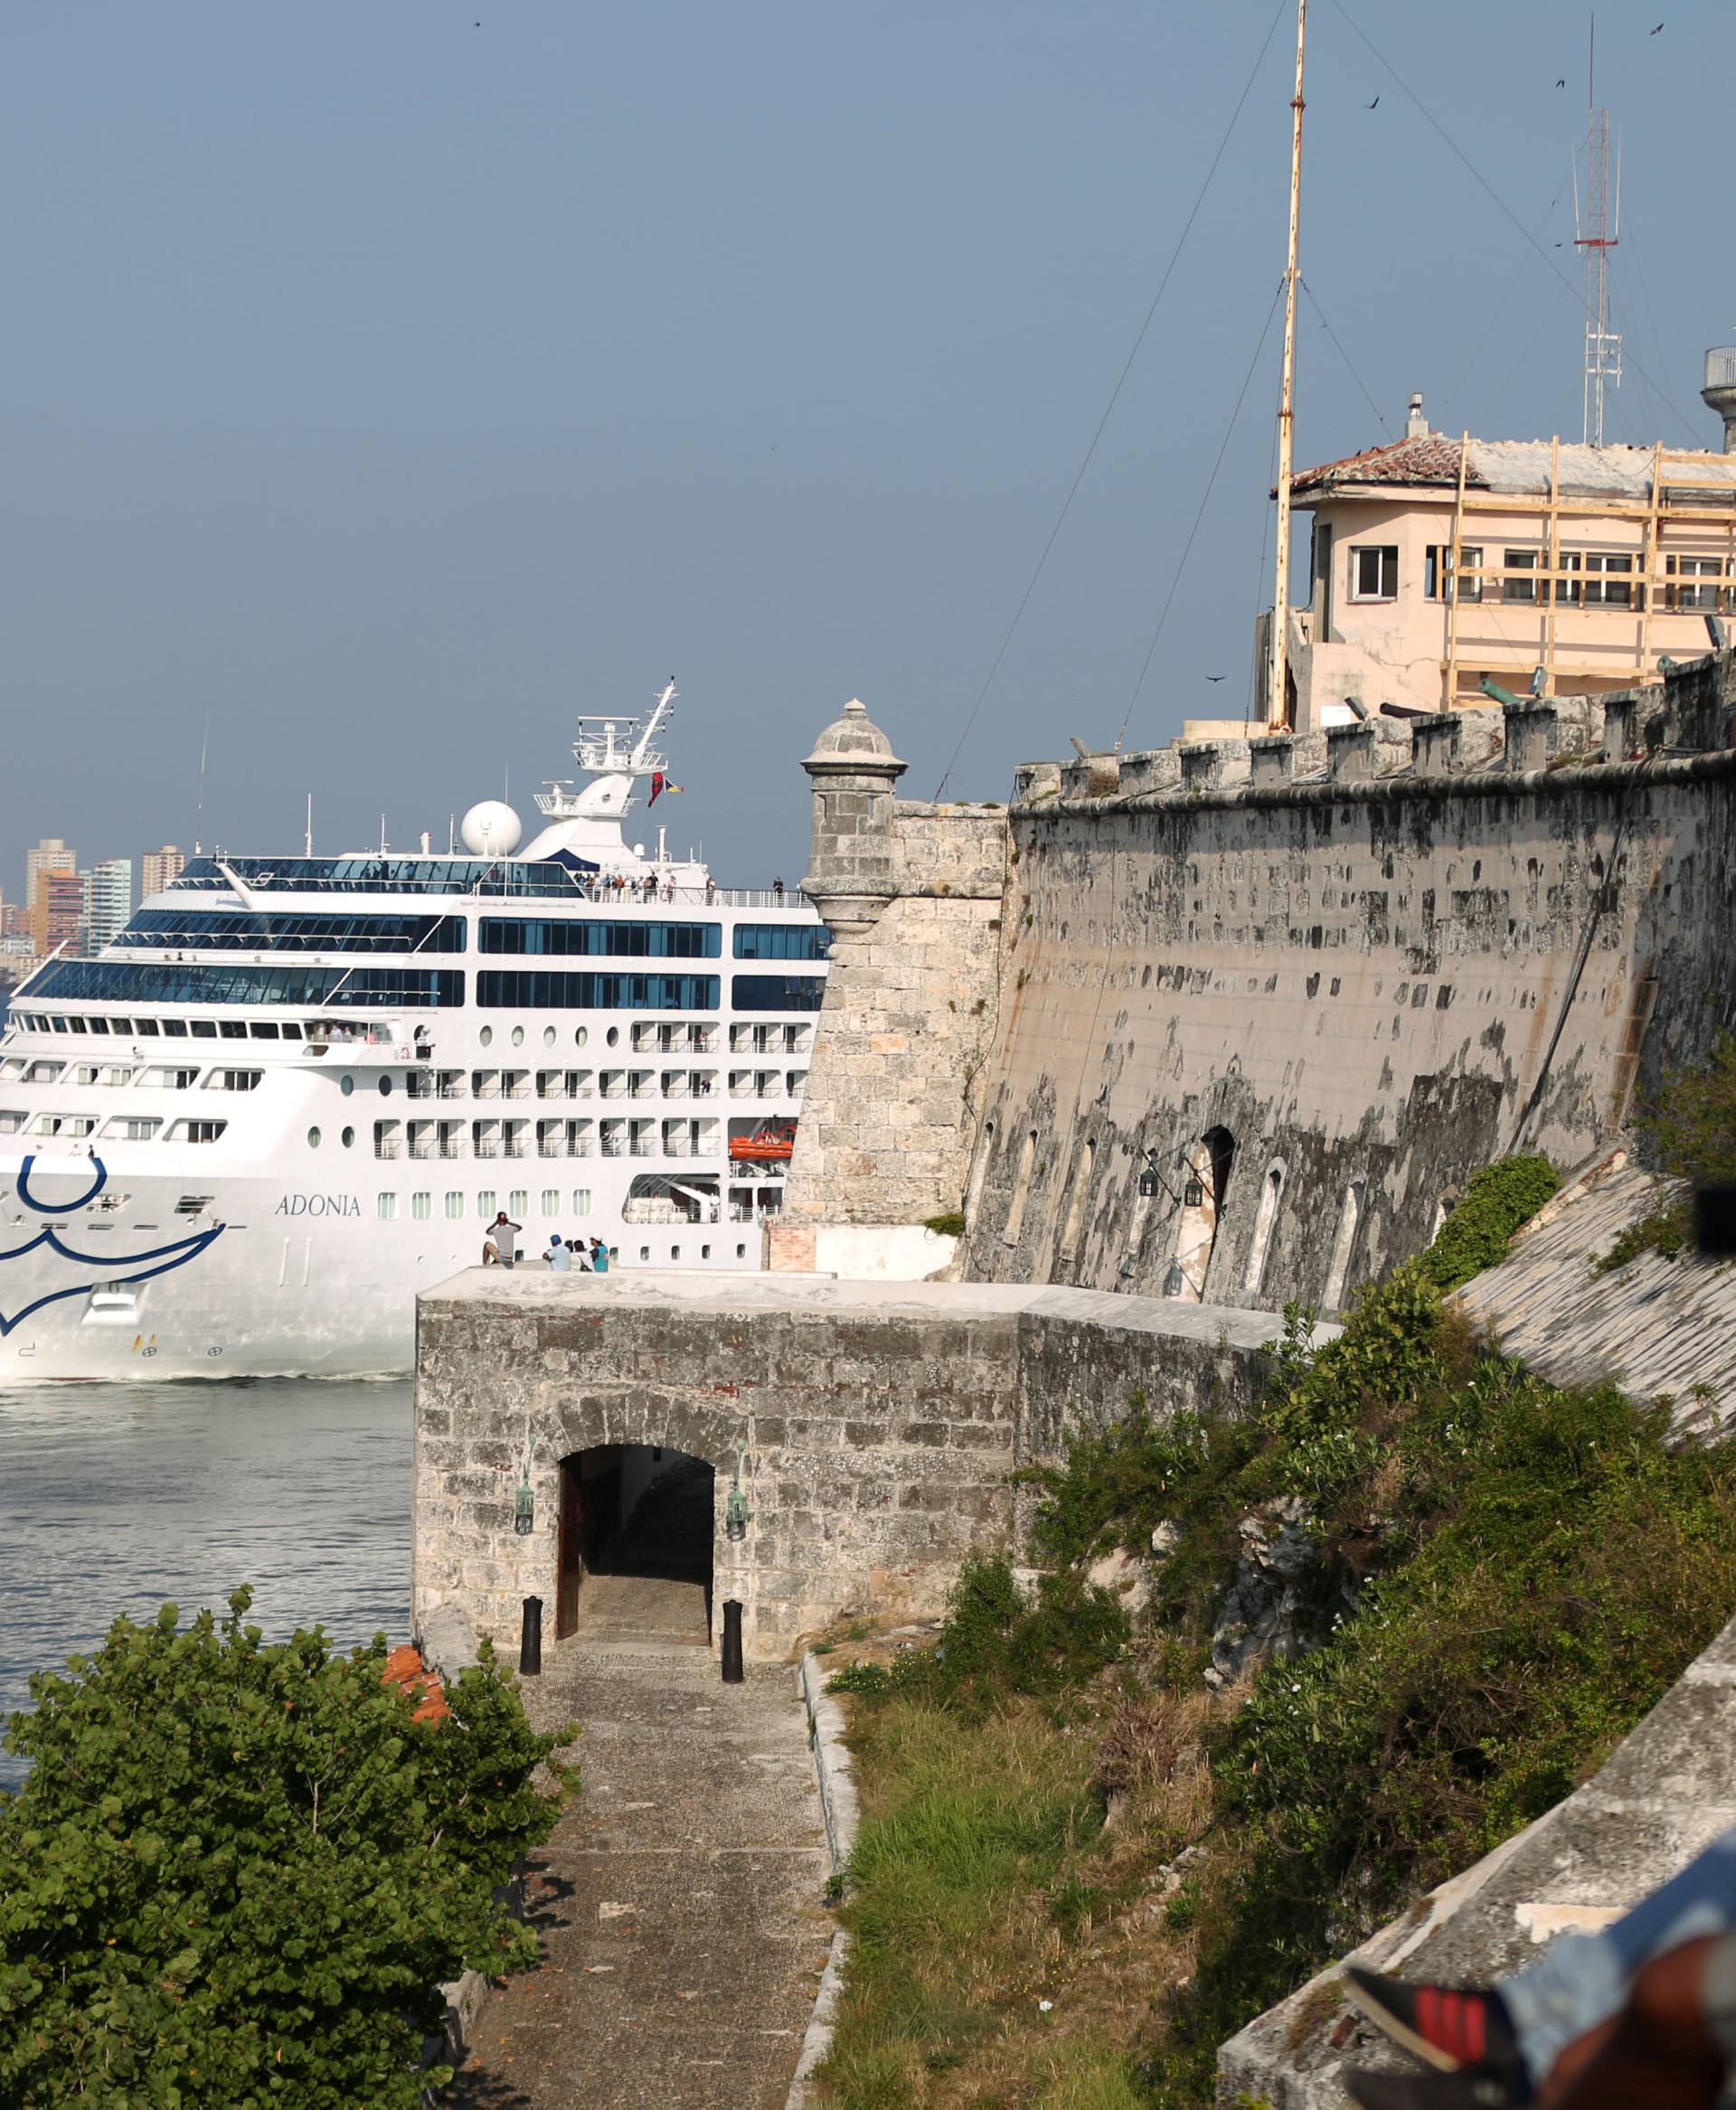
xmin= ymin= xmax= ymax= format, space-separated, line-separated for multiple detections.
xmin=479 ymin=1025 xmax=494 ymax=1048
xmin=573 ymin=1026 xmax=589 ymax=1049
xmin=543 ymin=1025 xmax=557 ymax=1047
xmin=735 ymin=1242 xmax=746 ymax=1258
xmin=307 ymin=1126 xmax=322 ymax=1148
xmin=701 ymin=1243 xmax=712 ymax=1258
xmin=607 ymin=1026 xmax=620 ymax=1048
xmin=639 ymin=1244 xmax=650 ymax=1261
xmin=340 ymin=1075 xmax=354 ymax=1097
xmin=511 ymin=1024 xmax=525 ymax=1047
xmin=341 ymin=1126 xmax=355 ymax=1149
xmin=378 ymin=1076 xmax=392 ymax=1097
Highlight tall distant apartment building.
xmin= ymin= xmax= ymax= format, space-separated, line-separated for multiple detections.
xmin=82 ymin=859 xmax=134 ymax=951
xmin=29 ymin=871 xmax=85 ymax=955
xmin=139 ymin=844 xmax=185 ymax=899
xmin=24 ymin=837 xmax=75 ymax=912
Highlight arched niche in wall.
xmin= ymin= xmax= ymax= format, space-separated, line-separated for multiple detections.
xmin=1243 ymin=1159 xmax=1287 ymax=1293
xmin=964 ymin=1115 xmax=996 ymax=1230
xmin=1172 ymin=1126 xmax=1235 ymax=1302
xmin=1003 ymin=1127 xmax=1039 ymax=1248
xmin=1323 ymin=1177 xmax=1366 ymax=1311
xmin=1057 ymin=1136 xmax=1096 ymax=1266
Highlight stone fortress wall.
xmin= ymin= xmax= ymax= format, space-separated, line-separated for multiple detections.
xmin=780 ymin=654 xmax=1736 ymax=1315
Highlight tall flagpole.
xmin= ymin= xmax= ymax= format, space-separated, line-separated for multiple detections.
xmin=1268 ymin=0 xmax=1307 ymax=731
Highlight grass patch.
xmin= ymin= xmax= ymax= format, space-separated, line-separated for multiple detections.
xmin=815 ymin=1156 xmax=1736 ymax=2107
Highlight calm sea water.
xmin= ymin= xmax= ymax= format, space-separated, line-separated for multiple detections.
xmin=0 ymin=1378 xmax=412 ymax=1789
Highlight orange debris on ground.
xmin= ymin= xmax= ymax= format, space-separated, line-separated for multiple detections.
xmin=382 ymin=1642 xmax=452 ymax=1725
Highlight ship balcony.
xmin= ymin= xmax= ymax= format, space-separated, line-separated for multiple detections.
xmin=600 ymin=1137 xmax=626 ymax=1157
xmin=474 ymin=1140 xmax=500 ymax=1159
xmin=410 ymin=1141 xmax=435 ymax=1160
xmin=502 ymin=1139 xmax=527 ymax=1158
xmin=439 ymin=1140 xmax=467 ymax=1159
xmin=375 ymin=1139 xmax=401 ymax=1159
xmin=629 ymin=1137 xmax=656 ymax=1157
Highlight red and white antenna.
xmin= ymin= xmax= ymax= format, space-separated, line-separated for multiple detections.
xmin=1574 ymin=18 xmax=1621 ymax=448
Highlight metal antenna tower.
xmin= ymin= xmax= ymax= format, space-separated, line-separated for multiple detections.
xmin=1574 ymin=21 xmax=1621 ymax=447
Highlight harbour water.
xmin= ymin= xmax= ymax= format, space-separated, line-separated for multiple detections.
xmin=0 ymin=1377 xmax=412 ymax=1789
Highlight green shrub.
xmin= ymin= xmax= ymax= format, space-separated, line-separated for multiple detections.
xmin=925 ymin=1210 xmax=967 ymax=1239
xmin=1415 ymin=1154 xmax=1560 ymax=1292
xmin=0 ymin=1591 xmax=574 ymax=2106
xmin=1593 ymin=1204 xmax=1690 ymax=1274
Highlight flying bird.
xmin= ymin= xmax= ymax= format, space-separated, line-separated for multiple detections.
xmin=1204 ymin=674 xmax=1227 ymax=683
xmin=1650 ymin=20 xmax=1664 ymax=31
xmin=1365 ymin=96 xmax=1380 ymax=108
xmin=1555 ymin=77 xmax=1566 ymax=87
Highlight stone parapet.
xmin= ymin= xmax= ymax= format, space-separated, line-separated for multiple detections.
xmin=412 ymin=1270 xmax=1300 ymax=1663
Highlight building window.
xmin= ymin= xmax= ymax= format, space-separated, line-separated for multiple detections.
xmin=732 ymin=924 xmax=830 ymax=961
xmin=571 ymin=1189 xmax=591 ymax=1216
xmin=1558 ymin=551 xmax=1637 ymax=608
xmin=377 ymin=1193 xmax=398 ymax=1220
xmin=1501 ymin=550 xmax=1539 ymax=603
xmin=171 ymin=1118 xmax=227 ymax=1144
xmin=1349 ymin=544 xmax=1398 ymax=600
xmin=445 ymin=1192 xmax=464 ymax=1218
xmin=1424 ymin=545 xmax=1483 ymax=602
xmin=412 ymin=1192 xmax=431 ymax=1219
xmin=307 ymin=1126 xmax=321 ymax=1147
xmin=1665 ymin=555 xmax=1730 ymax=612
xmin=508 ymin=1189 xmax=528 ymax=1217
xmin=541 ymin=1188 xmax=560 ymax=1215
xmin=476 ymin=1191 xmax=495 ymax=1217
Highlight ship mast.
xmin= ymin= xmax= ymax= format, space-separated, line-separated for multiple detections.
xmin=1267 ymin=0 xmax=1307 ymax=732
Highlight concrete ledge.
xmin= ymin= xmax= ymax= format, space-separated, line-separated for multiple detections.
xmin=788 ymin=1652 xmax=863 ymax=2110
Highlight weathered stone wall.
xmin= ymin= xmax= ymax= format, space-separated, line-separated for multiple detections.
xmin=412 ymin=1271 xmax=1294 ymax=1663
xmin=773 ymin=792 xmax=1008 ymax=1274
xmin=958 ymin=653 xmax=1736 ymax=1312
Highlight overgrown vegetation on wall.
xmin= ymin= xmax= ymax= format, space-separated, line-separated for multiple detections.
xmin=0 ymin=1591 xmax=574 ymax=2106
xmin=1595 ymin=1031 xmax=1736 ymax=1270
xmin=816 ymin=1156 xmax=1736 ymax=2109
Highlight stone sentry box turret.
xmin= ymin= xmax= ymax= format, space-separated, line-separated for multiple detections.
xmin=769 ymin=698 xmax=1009 ymax=1280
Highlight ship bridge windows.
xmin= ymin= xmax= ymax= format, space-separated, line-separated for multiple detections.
xmin=31 ymin=1112 xmax=96 ymax=1138
xmin=116 ymin=910 xmax=468 ymax=954
xmin=191 ymin=1022 xmax=218 ymax=1039
xmin=479 ymin=918 xmax=720 ymax=959
xmin=732 ymin=923 xmax=830 ymax=961
xmin=476 ymin=970 xmax=720 ymax=1012
xmin=731 ymin=975 xmax=824 ymax=1013
xmin=27 ymin=960 xmax=466 ymax=1010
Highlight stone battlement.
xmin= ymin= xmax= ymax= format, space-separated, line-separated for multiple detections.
xmin=1015 ymin=650 xmax=1736 ymax=813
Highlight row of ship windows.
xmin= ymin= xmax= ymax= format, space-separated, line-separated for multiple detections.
xmin=368 ymin=1190 xmax=761 ymax=1264
xmin=116 ymin=914 xmax=830 ymax=961
xmin=3 ymin=1021 xmax=811 ymax=1059
xmin=0 ymin=1060 xmax=807 ymax=1099
xmin=0 ymin=1109 xmax=799 ymax=1153
xmin=27 ymin=964 xmax=827 ymax=1013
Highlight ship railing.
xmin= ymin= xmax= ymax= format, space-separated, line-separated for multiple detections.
xmin=599 ymin=1137 xmax=626 ymax=1157
xmin=476 ymin=1083 xmax=501 ymax=1099
xmin=409 ymin=1142 xmax=435 ymax=1160
xmin=503 ymin=1139 xmax=527 ymax=1158
xmin=374 ymin=1140 xmax=402 ymax=1159
xmin=505 ymin=1083 xmax=531 ymax=1099
xmin=628 ymin=1138 xmax=656 ymax=1157
xmin=474 ymin=1140 xmax=500 ymax=1159
xmin=438 ymin=1141 xmax=466 ymax=1158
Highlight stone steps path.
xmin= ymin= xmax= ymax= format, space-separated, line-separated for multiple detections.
xmin=448 ymin=1639 xmax=835 ymax=2110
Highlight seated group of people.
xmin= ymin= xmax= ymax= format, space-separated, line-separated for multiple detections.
xmin=479 ymin=1210 xmax=612 ymax=1273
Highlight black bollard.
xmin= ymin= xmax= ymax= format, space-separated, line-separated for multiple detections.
xmin=721 ymin=1599 xmax=744 ymax=1683
xmin=519 ymin=1595 xmax=543 ymax=1677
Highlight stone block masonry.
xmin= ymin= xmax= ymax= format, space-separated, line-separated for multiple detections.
xmin=412 ymin=1269 xmax=1298 ymax=1663
xmin=963 ymin=652 xmax=1736 ymax=1313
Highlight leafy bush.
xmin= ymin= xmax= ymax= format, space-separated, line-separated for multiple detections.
xmin=1414 ymin=1154 xmax=1560 ymax=1292
xmin=0 ymin=1591 xmax=574 ymax=2106
xmin=925 ymin=1211 xmax=967 ymax=1239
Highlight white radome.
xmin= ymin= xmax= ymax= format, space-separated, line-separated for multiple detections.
xmin=459 ymin=799 xmax=523 ymax=856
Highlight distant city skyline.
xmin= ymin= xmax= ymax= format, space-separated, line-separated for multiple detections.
xmin=0 ymin=3 xmax=1729 ymax=881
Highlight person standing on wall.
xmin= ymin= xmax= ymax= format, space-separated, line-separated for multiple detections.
xmin=491 ymin=1210 xmax=523 ymax=1269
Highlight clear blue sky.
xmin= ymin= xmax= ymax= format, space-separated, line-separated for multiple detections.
xmin=3 ymin=1 xmax=1725 ymax=893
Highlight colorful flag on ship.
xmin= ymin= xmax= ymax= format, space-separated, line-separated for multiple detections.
xmin=648 ymin=773 xmax=685 ymax=804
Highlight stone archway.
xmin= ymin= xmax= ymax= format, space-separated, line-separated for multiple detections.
xmin=555 ymin=1443 xmax=715 ymax=1646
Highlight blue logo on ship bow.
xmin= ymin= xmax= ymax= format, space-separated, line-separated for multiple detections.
xmin=0 ymin=1155 xmax=226 ymax=1336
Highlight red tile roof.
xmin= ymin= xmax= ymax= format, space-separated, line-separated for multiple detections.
xmin=1288 ymin=431 xmax=1478 ymax=495
xmin=382 ymin=1641 xmax=452 ymax=1725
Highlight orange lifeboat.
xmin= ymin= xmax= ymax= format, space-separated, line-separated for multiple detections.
xmin=730 ymin=1121 xmax=797 ymax=1163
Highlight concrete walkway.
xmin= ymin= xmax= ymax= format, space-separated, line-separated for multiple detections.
xmin=448 ymin=1638 xmax=835 ymax=2110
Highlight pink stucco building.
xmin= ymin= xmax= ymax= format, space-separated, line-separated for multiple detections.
xmin=1258 ymin=390 xmax=1736 ymax=732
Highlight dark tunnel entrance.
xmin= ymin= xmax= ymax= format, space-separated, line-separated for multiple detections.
xmin=556 ymin=1445 xmax=715 ymax=1647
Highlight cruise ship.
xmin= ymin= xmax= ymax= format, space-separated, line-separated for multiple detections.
xmin=0 ymin=684 xmax=826 ymax=1380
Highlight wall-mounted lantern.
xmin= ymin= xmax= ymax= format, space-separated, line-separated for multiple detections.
xmin=1162 ymin=1258 xmax=1187 ymax=1298
xmin=513 ymin=1422 xmax=536 ymax=1536
xmin=1183 ymin=1177 xmax=1205 ymax=1210
xmin=725 ymin=1446 xmax=751 ymax=1542
xmin=1137 ymin=1163 xmax=1161 ymax=1199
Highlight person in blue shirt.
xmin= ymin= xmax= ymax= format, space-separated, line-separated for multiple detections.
xmin=547 ymin=1234 xmax=572 ymax=1273
xmin=590 ymin=1237 xmax=609 ymax=1275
